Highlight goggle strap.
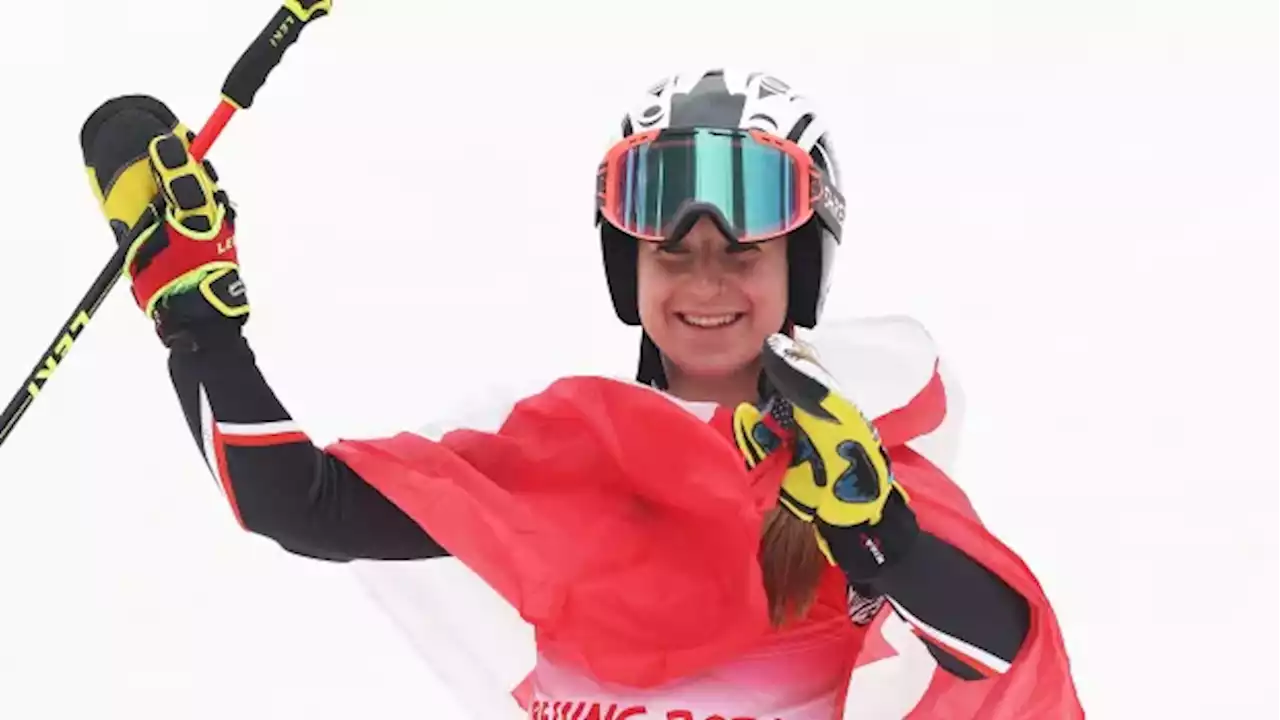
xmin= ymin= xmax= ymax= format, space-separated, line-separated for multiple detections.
xmin=811 ymin=169 xmax=846 ymax=239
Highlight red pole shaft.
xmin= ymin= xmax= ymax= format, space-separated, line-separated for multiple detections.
xmin=189 ymin=99 xmax=239 ymax=162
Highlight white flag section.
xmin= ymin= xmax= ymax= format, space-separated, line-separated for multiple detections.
xmin=352 ymin=559 xmax=535 ymax=719
xmin=350 ymin=381 xmax=547 ymax=720
xmin=0 ymin=0 xmax=1275 ymax=718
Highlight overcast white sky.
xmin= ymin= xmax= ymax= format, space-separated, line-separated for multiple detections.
xmin=0 ymin=1 xmax=1275 ymax=718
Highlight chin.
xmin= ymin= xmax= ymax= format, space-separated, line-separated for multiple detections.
xmin=669 ymin=352 xmax=760 ymax=380
xmin=656 ymin=328 xmax=768 ymax=381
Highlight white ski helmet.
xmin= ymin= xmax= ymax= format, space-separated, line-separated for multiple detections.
xmin=596 ymin=68 xmax=844 ymax=337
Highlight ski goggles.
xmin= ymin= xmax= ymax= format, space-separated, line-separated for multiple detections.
xmin=596 ymin=127 xmax=844 ymax=244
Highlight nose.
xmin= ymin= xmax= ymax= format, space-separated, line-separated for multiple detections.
xmin=685 ymin=258 xmax=727 ymax=298
xmin=674 ymin=218 xmax=736 ymax=295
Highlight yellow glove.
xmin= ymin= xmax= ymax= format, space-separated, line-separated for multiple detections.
xmin=81 ymin=95 xmax=247 ymax=346
xmin=734 ymin=334 xmax=919 ymax=578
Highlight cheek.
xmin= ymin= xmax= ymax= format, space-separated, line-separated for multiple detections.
xmin=635 ymin=257 xmax=659 ymax=321
xmin=745 ymin=252 xmax=791 ymax=328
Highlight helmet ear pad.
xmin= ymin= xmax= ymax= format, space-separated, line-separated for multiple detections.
xmin=784 ymin=219 xmax=825 ymax=329
xmin=601 ymin=222 xmax=642 ymax=326
xmin=599 ymin=218 xmax=826 ymax=329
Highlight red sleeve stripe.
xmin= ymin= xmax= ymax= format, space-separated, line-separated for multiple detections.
xmin=216 ymin=419 xmax=310 ymax=447
xmin=886 ymin=596 xmax=1012 ymax=677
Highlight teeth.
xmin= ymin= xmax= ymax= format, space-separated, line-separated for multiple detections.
xmin=681 ymin=313 xmax=740 ymax=328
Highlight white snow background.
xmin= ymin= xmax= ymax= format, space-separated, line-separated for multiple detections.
xmin=0 ymin=0 xmax=1275 ymax=718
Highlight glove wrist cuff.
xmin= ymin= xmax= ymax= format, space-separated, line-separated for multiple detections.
xmin=129 ymin=219 xmax=238 ymax=315
xmin=818 ymin=490 xmax=920 ymax=582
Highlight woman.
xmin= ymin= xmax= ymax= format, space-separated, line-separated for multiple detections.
xmin=80 ymin=69 xmax=1082 ymax=718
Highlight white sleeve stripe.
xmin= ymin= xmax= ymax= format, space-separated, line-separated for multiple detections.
xmin=886 ymin=596 xmax=1013 ymax=675
xmin=198 ymin=385 xmax=217 ymax=479
xmin=198 ymin=384 xmax=228 ymax=500
xmin=217 ymin=420 xmax=302 ymax=435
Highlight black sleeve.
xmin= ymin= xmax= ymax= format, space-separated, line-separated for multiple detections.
xmin=166 ymin=325 xmax=449 ymax=562
xmin=857 ymin=531 xmax=1031 ymax=681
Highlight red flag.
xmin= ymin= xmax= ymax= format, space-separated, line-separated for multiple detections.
xmin=332 ymin=378 xmax=792 ymax=687
xmin=329 ymin=365 xmax=1082 ymax=717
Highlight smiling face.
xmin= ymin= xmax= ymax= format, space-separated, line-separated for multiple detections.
xmin=636 ymin=215 xmax=789 ymax=394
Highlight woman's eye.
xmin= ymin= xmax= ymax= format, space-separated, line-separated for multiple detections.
xmin=654 ymin=248 xmax=692 ymax=267
xmin=725 ymin=245 xmax=761 ymax=266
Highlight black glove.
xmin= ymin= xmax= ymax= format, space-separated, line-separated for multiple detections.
xmin=80 ymin=95 xmax=248 ymax=349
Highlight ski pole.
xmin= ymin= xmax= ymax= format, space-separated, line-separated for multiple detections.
xmin=0 ymin=0 xmax=333 ymax=450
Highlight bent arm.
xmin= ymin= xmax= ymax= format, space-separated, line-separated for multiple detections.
xmin=166 ymin=325 xmax=449 ymax=561
xmin=854 ymin=531 xmax=1030 ymax=681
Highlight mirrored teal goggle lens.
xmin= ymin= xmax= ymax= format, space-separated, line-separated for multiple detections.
xmin=607 ymin=129 xmax=805 ymax=242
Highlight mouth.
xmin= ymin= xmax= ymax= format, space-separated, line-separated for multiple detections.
xmin=677 ymin=312 xmax=745 ymax=329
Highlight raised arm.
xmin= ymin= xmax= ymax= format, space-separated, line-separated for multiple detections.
xmin=81 ymin=94 xmax=447 ymax=562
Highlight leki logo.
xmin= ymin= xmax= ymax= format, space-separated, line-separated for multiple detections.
xmin=270 ymin=15 xmax=297 ymax=47
xmin=26 ymin=310 xmax=91 ymax=399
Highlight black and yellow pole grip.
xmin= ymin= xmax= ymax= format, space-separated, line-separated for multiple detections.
xmin=192 ymin=0 xmax=333 ymax=158
xmin=0 ymin=1 xmax=333 ymax=450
